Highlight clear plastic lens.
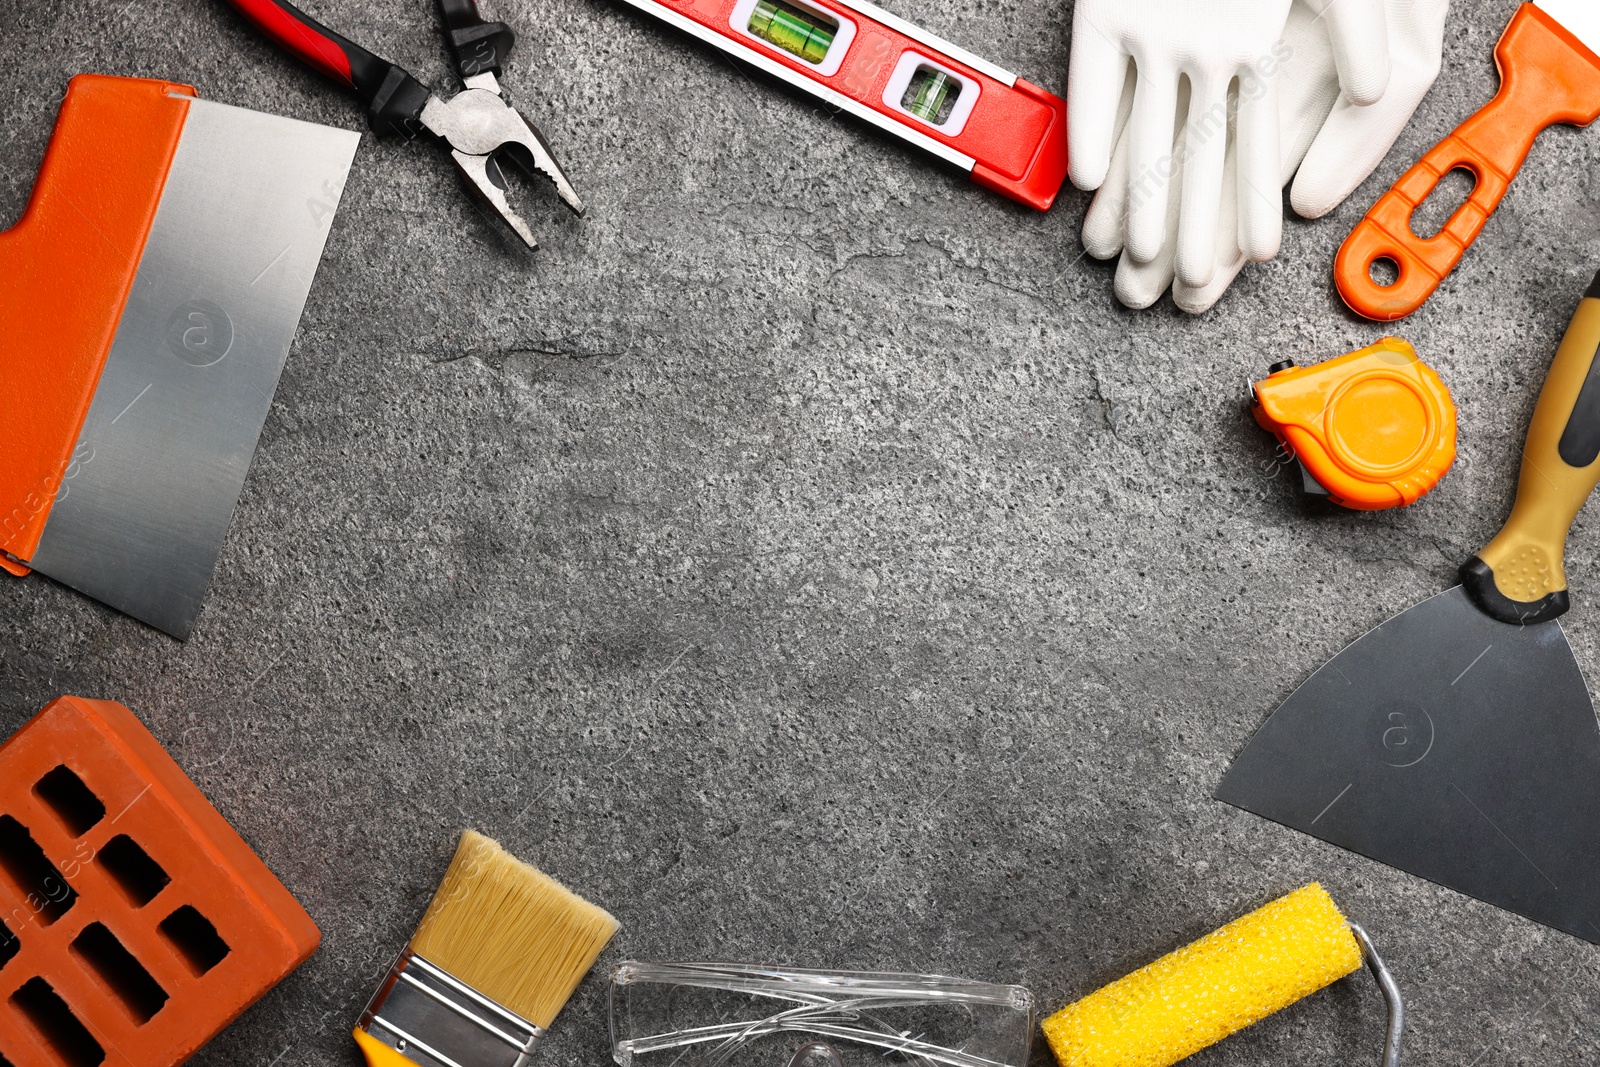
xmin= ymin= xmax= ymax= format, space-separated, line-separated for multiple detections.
xmin=608 ymin=962 xmax=1035 ymax=1067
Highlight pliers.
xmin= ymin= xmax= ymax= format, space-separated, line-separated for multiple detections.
xmin=224 ymin=0 xmax=583 ymax=248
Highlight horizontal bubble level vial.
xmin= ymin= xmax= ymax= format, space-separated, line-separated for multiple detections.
xmin=903 ymin=66 xmax=959 ymax=124
xmin=747 ymin=0 xmax=836 ymax=64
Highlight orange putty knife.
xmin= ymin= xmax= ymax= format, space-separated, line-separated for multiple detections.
xmin=0 ymin=76 xmax=358 ymax=638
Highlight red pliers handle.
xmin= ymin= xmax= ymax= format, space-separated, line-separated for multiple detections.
xmin=223 ymin=0 xmax=515 ymax=135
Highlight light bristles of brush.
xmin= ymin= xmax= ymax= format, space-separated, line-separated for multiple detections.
xmin=408 ymin=830 xmax=620 ymax=1029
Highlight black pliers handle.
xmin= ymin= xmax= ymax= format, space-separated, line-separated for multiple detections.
xmin=223 ymin=0 xmax=583 ymax=247
xmin=437 ymin=0 xmax=517 ymax=82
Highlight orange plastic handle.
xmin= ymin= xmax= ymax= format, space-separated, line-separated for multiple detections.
xmin=354 ymin=1028 xmax=421 ymax=1067
xmin=1336 ymin=4 xmax=1600 ymax=321
xmin=0 ymin=76 xmax=192 ymax=574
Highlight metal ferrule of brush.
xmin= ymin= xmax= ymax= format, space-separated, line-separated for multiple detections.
xmin=358 ymin=951 xmax=547 ymax=1067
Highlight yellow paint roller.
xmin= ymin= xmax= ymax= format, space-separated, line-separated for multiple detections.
xmin=1042 ymin=884 xmax=1402 ymax=1067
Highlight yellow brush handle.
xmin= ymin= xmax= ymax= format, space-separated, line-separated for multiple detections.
xmin=1463 ymin=273 xmax=1600 ymax=624
xmin=354 ymin=1028 xmax=422 ymax=1067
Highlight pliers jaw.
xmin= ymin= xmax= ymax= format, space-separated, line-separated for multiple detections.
xmin=420 ymin=78 xmax=584 ymax=249
xmin=223 ymin=0 xmax=583 ymax=252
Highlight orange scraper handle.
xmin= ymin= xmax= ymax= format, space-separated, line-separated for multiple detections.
xmin=1335 ymin=4 xmax=1600 ymax=321
xmin=0 ymin=76 xmax=194 ymax=575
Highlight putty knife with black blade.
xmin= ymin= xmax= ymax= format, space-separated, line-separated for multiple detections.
xmin=1219 ymin=271 xmax=1600 ymax=945
xmin=0 ymin=75 xmax=357 ymax=639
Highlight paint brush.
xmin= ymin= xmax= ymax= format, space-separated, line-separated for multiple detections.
xmin=354 ymin=831 xmax=619 ymax=1067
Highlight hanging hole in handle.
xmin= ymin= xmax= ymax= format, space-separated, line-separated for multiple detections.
xmin=1410 ymin=167 xmax=1477 ymax=239
xmin=1369 ymin=257 xmax=1400 ymax=288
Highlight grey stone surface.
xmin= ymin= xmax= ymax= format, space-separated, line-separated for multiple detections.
xmin=2 ymin=0 xmax=1599 ymax=1064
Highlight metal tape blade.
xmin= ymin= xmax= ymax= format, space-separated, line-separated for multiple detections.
xmin=28 ymin=97 xmax=359 ymax=638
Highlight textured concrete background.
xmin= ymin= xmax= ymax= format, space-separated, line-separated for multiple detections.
xmin=2 ymin=0 xmax=1598 ymax=1063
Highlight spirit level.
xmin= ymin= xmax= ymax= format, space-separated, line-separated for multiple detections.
xmin=615 ymin=0 xmax=1070 ymax=210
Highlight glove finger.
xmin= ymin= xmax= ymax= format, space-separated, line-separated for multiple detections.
xmin=1113 ymin=129 xmax=1185 ymax=308
xmin=1082 ymin=73 xmax=1138 ymax=258
xmin=1084 ymin=146 xmax=1132 ymax=259
xmin=1234 ymin=69 xmax=1283 ymax=263
xmin=1174 ymin=120 xmax=1248 ymax=314
xmin=1276 ymin=0 xmax=1341 ymax=182
xmin=1067 ymin=9 xmax=1132 ymax=191
xmin=1115 ymin=243 xmax=1179 ymax=310
xmin=1125 ymin=67 xmax=1183 ymax=264
xmin=1302 ymin=0 xmax=1390 ymax=105
xmin=1290 ymin=76 xmax=1429 ymax=217
xmin=1291 ymin=0 xmax=1449 ymax=217
xmin=1174 ymin=72 xmax=1232 ymax=287
xmin=1172 ymin=251 xmax=1248 ymax=313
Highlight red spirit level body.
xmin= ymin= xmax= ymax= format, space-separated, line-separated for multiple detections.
xmin=616 ymin=0 xmax=1069 ymax=209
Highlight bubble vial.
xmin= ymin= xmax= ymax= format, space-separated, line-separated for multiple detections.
xmin=747 ymin=0 xmax=837 ymax=64
xmin=902 ymin=65 xmax=961 ymax=125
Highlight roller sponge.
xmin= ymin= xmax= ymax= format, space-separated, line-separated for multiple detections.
xmin=1042 ymin=883 xmax=1363 ymax=1067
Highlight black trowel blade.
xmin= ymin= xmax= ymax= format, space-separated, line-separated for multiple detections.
xmin=1218 ymin=585 xmax=1600 ymax=944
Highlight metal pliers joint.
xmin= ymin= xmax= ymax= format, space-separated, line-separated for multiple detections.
xmin=225 ymin=0 xmax=583 ymax=248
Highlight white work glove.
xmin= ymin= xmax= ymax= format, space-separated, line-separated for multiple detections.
xmin=1084 ymin=0 xmax=1449 ymax=313
xmin=1069 ymin=0 xmax=1392 ymax=289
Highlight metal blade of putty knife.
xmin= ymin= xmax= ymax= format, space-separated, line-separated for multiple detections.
xmin=1220 ymin=271 xmax=1600 ymax=945
xmin=23 ymin=92 xmax=358 ymax=639
xmin=1217 ymin=586 xmax=1600 ymax=944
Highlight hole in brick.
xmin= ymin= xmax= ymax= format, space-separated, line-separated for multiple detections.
xmin=11 ymin=978 xmax=105 ymax=1067
xmin=0 ymin=916 xmax=18 ymax=970
xmin=33 ymin=768 xmax=105 ymax=837
xmin=158 ymin=906 xmax=230 ymax=976
xmin=0 ymin=817 xmax=77 ymax=925
xmin=70 ymin=923 xmax=169 ymax=1025
xmin=0 ymin=1051 xmax=14 ymax=1067
xmin=97 ymin=836 xmax=169 ymax=908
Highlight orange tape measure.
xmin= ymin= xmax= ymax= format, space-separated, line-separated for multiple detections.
xmin=1252 ymin=338 xmax=1457 ymax=510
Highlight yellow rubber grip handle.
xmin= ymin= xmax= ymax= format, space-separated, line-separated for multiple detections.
xmin=1464 ymin=276 xmax=1600 ymax=623
xmin=354 ymin=1028 xmax=422 ymax=1067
